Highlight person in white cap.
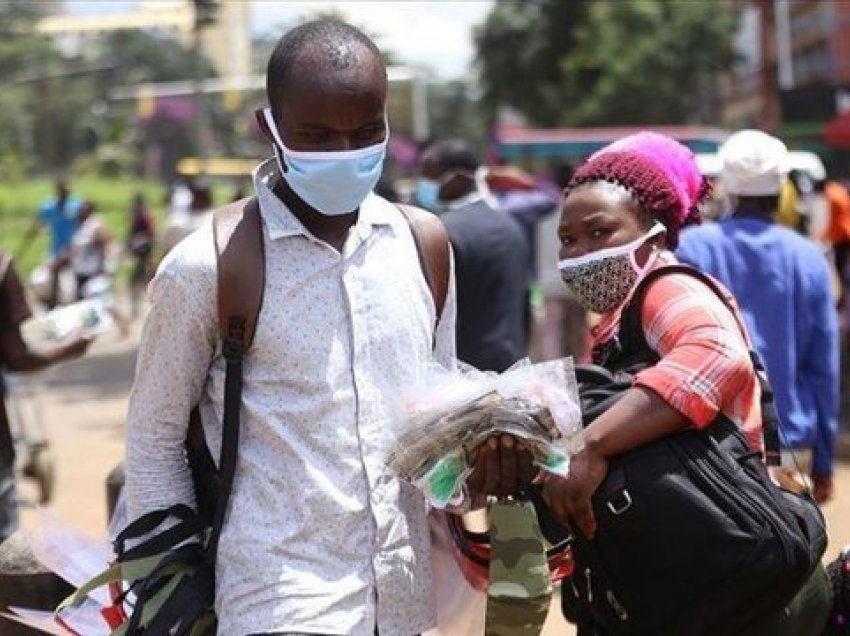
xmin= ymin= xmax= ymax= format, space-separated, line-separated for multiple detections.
xmin=678 ymin=129 xmax=839 ymax=504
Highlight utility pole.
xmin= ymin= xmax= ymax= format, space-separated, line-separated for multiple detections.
xmin=192 ymin=0 xmax=219 ymax=163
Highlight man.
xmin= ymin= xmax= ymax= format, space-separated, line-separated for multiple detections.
xmin=126 ymin=20 xmax=527 ymax=636
xmin=25 ymin=179 xmax=82 ymax=308
xmin=678 ymin=129 xmax=839 ymax=503
xmin=418 ymin=140 xmax=529 ymax=372
xmin=0 ymin=250 xmax=90 ymax=543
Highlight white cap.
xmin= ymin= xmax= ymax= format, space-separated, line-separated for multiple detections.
xmin=719 ymin=130 xmax=789 ymax=196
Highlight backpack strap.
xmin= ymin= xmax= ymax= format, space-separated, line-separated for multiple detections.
xmin=396 ymin=204 xmax=451 ymax=319
xmin=200 ymin=196 xmax=264 ymax=562
xmin=213 ymin=196 xmax=265 ymax=349
xmin=620 ymin=264 xmax=781 ymax=466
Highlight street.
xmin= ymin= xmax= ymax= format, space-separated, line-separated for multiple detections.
xmin=13 ymin=326 xmax=850 ymax=635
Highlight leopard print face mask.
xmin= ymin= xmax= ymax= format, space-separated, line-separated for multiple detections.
xmin=558 ymin=223 xmax=665 ymax=314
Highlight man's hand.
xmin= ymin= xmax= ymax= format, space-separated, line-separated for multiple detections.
xmin=540 ymin=445 xmax=608 ymax=539
xmin=467 ymin=434 xmax=536 ymax=497
xmin=812 ymin=472 xmax=834 ymax=504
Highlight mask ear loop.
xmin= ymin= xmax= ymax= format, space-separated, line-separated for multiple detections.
xmin=261 ymin=108 xmax=289 ymax=175
xmin=628 ymin=222 xmax=666 ymax=275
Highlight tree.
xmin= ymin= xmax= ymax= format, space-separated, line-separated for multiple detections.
xmin=0 ymin=2 xmax=59 ymax=174
xmin=475 ymin=0 xmax=737 ymax=127
xmin=98 ymin=29 xmax=216 ymax=84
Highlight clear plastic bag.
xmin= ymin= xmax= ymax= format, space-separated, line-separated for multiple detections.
xmin=387 ymin=358 xmax=583 ymax=508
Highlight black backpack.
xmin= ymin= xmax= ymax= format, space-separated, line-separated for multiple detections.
xmin=537 ymin=265 xmax=827 ymax=636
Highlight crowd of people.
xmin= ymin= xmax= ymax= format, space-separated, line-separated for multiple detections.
xmin=1 ymin=16 xmax=849 ymax=636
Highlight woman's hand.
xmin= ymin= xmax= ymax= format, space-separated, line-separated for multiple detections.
xmin=467 ymin=434 xmax=537 ymax=497
xmin=541 ymin=445 xmax=609 ymax=540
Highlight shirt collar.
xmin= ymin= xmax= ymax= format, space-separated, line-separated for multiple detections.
xmin=252 ymin=157 xmax=400 ymax=241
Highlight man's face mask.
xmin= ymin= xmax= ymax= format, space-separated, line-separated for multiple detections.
xmin=260 ymin=107 xmax=388 ymax=216
xmin=557 ymin=222 xmax=665 ymax=314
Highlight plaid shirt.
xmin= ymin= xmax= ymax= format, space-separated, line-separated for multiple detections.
xmin=592 ymin=254 xmax=763 ymax=453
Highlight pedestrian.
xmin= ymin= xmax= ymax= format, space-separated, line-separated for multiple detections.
xmin=126 ymin=193 xmax=155 ymax=318
xmin=25 ymin=179 xmax=82 ymax=308
xmin=125 ymin=19 xmax=528 ymax=636
xmin=819 ymin=174 xmax=850 ymax=305
xmin=0 ymin=250 xmax=90 ymax=543
xmin=678 ymin=130 xmax=839 ymax=503
xmin=418 ymin=140 xmax=530 ymax=372
xmin=69 ymin=201 xmax=111 ymax=300
xmin=543 ymin=131 xmax=832 ymax=634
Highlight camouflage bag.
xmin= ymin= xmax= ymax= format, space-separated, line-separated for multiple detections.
xmin=485 ymin=500 xmax=552 ymax=636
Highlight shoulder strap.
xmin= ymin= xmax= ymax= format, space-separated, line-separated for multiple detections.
xmin=621 ymin=264 xmax=781 ymax=465
xmin=204 ymin=196 xmax=264 ymax=561
xmin=396 ymin=204 xmax=451 ymax=319
xmin=213 ymin=196 xmax=265 ymax=349
xmin=621 ymin=265 xmax=739 ymax=356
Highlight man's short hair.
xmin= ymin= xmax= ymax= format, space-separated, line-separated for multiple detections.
xmin=422 ymin=139 xmax=480 ymax=175
xmin=266 ymin=19 xmax=384 ymax=113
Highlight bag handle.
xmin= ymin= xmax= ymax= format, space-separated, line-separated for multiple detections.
xmin=397 ymin=204 xmax=450 ymax=320
xmin=619 ymin=264 xmax=781 ymax=464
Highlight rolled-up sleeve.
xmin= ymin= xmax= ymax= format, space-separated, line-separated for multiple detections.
xmin=633 ymin=274 xmax=756 ymax=429
xmin=125 ymin=243 xmax=217 ymax=522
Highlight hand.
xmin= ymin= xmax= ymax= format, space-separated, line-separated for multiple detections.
xmin=812 ymin=472 xmax=834 ymax=504
xmin=60 ymin=334 xmax=93 ymax=361
xmin=466 ymin=434 xmax=536 ymax=497
xmin=540 ymin=445 xmax=609 ymax=540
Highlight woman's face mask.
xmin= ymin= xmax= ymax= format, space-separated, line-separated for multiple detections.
xmin=261 ymin=107 xmax=388 ymax=216
xmin=558 ymin=222 xmax=665 ymax=314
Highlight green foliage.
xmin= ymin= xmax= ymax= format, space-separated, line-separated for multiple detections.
xmin=99 ymin=29 xmax=216 ymax=84
xmin=475 ymin=0 xmax=737 ymax=127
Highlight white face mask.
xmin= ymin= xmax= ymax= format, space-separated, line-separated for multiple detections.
xmin=557 ymin=222 xmax=665 ymax=313
xmin=261 ymin=107 xmax=388 ymax=216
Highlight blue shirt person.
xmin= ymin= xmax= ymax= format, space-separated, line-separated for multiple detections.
xmin=24 ymin=180 xmax=82 ymax=308
xmin=677 ymin=130 xmax=839 ymax=503
xmin=38 ymin=180 xmax=81 ymax=257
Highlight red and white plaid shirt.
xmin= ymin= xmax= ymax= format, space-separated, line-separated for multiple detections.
xmin=591 ymin=253 xmax=764 ymax=453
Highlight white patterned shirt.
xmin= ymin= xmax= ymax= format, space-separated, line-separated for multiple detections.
xmin=125 ymin=159 xmax=457 ymax=635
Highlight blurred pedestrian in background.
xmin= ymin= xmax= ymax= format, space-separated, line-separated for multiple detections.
xmin=0 ymin=249 xmax=90 ymax=544
xmin=69 ymin=201 xmax=111 ymax=301
xmin=486 ymin=163 xmax=565 ymax=344
xmin=418 ymin=139 xmax=529 ymax=371
xmin=126 ymin=193 xmax=155 ymax=318
xmin=777 ymin=169 xmax=814 ymax=235
xmin=678 ymin=130 xmax=839 ymax=503
xmin=819 ymin=175 xmax=850 ymax=308
xmin=24 ymin=180 xmax=81 ymax=309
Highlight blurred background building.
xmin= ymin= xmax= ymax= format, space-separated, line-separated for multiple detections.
xmin=723 ymin=0 xmax=850 ymax=165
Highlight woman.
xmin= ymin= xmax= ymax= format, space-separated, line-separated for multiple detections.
xmin=542 ymin=132 xmax=831 ymax=634
xmin=126 ymin=193 xmax=155 ymax=318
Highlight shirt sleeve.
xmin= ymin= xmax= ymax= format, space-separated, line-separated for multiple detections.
xmin=0 ymin=256 xmax=32 ymax=332
xmin=125 ymin=255 xmax=217 ymax=522
xmin=633 ymin=274 xmax=756 ymax=429
xmin=800 ymin=257 xmax=839 ymax=475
